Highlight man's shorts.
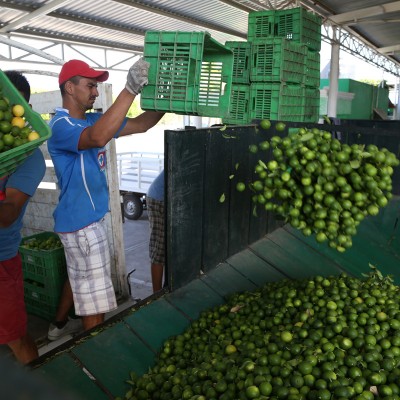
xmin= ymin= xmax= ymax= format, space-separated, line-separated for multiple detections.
xmin=147 ymin=197 xmax=165 ymax=264
xmin=0 ymin=254 xmax=27 ymax=344
xmin=59 ymin=219 xmax=117 ymax=316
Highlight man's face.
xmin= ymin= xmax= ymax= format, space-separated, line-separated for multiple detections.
xmin=72 ymin=77 xmax=99 ymax=111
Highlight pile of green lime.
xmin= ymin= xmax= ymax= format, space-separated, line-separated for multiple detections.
xmin=22 ymin=235 xmax=63 ymax=251
xmin=120 ymin=267 xmax=400 ymax=400
xmin=238 ymin=121 xmax=399 ymax=252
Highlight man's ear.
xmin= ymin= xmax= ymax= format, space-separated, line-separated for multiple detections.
xmin=64 ymin=80 xmax=74 ymax=95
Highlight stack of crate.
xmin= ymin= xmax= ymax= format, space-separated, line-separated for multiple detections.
xmin=19 ymin=232 xmax=67 ymax=321
xmin=223 ymin=6 xmax=321 ymax=125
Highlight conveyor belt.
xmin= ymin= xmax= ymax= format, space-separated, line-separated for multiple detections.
xmin=32 ymin=197 xmax=400 ymax=400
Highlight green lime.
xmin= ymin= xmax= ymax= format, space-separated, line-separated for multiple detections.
xmin=236 ymin=182 xmax=246 ymax=192
xmin=275 ymin=121 xmax=286 ymax=131
xmin=260 ymin=119 xmax=271 ymax=130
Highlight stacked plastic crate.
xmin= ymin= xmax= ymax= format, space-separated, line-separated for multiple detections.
xmin=223 ymin=7 xmax=321 ymax=125
xmin=223 ymin=41 xmax=252 ymax=125
xmin=19 ymin=232 xmax=67 ymax=321
xmin=140 ymin=31 xmax=234 ymax=118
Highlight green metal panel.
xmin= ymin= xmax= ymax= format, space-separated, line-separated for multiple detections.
xmin=71 ymin=322 xmax=155 ymax=399
xmin=166 ymin=129 xmax=205 ymax=289
xmin=228 ymin=126 xmax=258 ymax=256
xmin=200 ymin=261 xmax=258 ymax=297
xmin=348 ymin=79 xmax=374 ymax=119
xmin=32 ymin=353 xmax=108 ymax=400
xmin=202 ymin=127 xmax=233 ymax=271
xmin=226 ymin=247 xmax=286 ymax=283
xmin=250 ymin=234 xmax=329 ymax=279
xmin=123 ymin=298 xmax=191 ymax=352
xmin=166 ymin=279 xmax=224 ymax=319
xmin=320 ymin=78 xmax=376 ymax=119
xmin=267 ymin=228 xmax=345 ymax=276
xmin=283 ymin=198 xmax=400 ymax=281
xmin=286 ymin=225 xmax=369 ymax=276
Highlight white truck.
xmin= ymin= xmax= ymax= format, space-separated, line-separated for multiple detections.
xmin=117 ymin=151 xmax=164 ymax=220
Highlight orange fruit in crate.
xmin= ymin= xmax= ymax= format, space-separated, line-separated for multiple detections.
xmin=11 ymin=116 xmax=25 ymax=129
xmin=12 ymin=104 xmax=25 ymax=117
xmin=28 ymin=131 xmax=40 ymax=141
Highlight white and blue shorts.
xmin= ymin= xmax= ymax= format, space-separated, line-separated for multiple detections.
xmin=59 ymin=219 xmax=117 ymax=316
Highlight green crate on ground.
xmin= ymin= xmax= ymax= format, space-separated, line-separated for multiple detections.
xmin=250 ymin=38 xmax=307 ymax=84
xmin=0 ymin=70 xmax=51 ymax=178
xmin=225 ymin=41 xmax=251 ymax=84
xmin=275 ymin=7 xmax=322 ymax=51
xmin=223 ymin=84 xmax=251 ymax=125
xmin=19 ymin=231 xmax=67 ymax=321
xmin=305 ymin=50 xmax=320 ymax=88
xmin=141 ymin=31 xmax=233 ymax=118
xmin=247 ymin=10 xmax=275 ymax=42
xmin=304 ymin=87 xmax=320 ymax=122
xmin=23 ymin=281 xmax=60 ymax=321
xmin=249 ymin=82 xmax=305 ymax=122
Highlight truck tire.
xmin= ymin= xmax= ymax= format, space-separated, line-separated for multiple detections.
xmin=123 ymin=193 xmax=143 ymax=220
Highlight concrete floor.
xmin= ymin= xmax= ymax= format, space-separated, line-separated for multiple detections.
xmin=0 ymin=211 xmax=153 ymax=361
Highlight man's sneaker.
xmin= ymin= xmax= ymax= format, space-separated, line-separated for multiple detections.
xmin=48 ymin=318 xmax=82 ymax=341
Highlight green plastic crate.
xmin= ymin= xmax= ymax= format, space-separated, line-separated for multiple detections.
xmin=305 ymin=50 xmax=320 ymax=88
xmin=249 ymin=82 xmax=305 ymax=122
xmin=247 ymin=10 xmax=275 ymax=42
xmin=23 ymin=282 xmax=60 ymax=321
xmin=304 ymin=87 xmax=320 ymax=122
xmin=19 ymin=231 xmax=67 ymax=321
xmin=223 ymin=84 xmax=251 ymax=125
xmin=250 ymin=38 xmax=306 ymax=84
xmin=141 ymin=31 xmax=233 ymax=118
xmin=275 ymin=7 xmax=322 ymax=51
xmin=0 ymin=69 xmax=51 ymax=178
xmin=225 ymin=41 xmax=251 ymax=84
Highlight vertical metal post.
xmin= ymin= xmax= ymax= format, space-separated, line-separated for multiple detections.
xmin=396 ymin=78 xmax=400 ymax=120
xmin=327 ymin=26 xmax=340 ymax=118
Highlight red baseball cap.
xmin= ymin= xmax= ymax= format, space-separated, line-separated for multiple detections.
xmin=59 ymin=59 xmax=109 ymax=85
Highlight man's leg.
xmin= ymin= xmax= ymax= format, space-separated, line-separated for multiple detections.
xmin=82 ymin=314 xmax=105 ymax=331
xmin=151 ymin=262 xmax=164 ymax=292
xmin=8 ymin=334 xmax=38 ymax=365
xmin=59 ymin=221 xmax=117 ymax=333
xmin=148 ymin=197 xmax=165 ymax=293
xmin=48 ymin=280 xmax=82 ymax=341
xmin=54 ymin=279 xmax=74 ymax=322
xmin=0 ymin=255 xmax=37 ymax=364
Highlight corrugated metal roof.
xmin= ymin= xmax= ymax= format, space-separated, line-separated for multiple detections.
xmin=0 ymin=0 xmax=399 ymax=74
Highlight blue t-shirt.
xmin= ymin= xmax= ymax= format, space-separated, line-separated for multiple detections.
xmin=48 ymin=108 xmax=127 ymax=233
xmin=0 ymin=149 xmax=46 ymax=261
xmin=147 ymin=170 xmax=164 ymax=201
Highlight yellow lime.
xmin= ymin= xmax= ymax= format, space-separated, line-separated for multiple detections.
xmin=11 ymin=116 xmax=25 ymax=129
xmin=28 ymin=131 xmax=40 ymax=141
xmin=12 ymin=104 xmax=25 ymax=117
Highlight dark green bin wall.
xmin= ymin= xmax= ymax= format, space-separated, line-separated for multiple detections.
xmin=29 ymin=122 xmax=400 ymax=400
xmin=165 ymin=121 xmax=400 ymax=290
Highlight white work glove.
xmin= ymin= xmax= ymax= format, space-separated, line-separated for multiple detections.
xmin=125 ymin=58 xmax=150 ymax=95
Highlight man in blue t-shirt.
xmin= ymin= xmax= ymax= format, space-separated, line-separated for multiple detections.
xmin=147 ymin=170 xmax=165 ymax=292
xmin=47 ymin=58 xmax=164 ymax=336
xmin=0 ymin=71 xmax=46 ymax=364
